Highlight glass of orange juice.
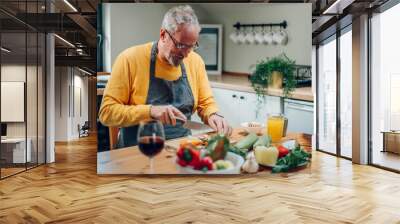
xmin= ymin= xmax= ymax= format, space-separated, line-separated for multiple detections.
xmin=266 ymin=113 xmax=288 ymax=143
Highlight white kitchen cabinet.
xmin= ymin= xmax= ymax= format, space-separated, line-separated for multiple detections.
xmin=239 ymin=91 xmax=281 ymax=125
xmin=211 ymin=88 xmax=241 ymax=127
xmin=192 ymin=87 xmax=314 ymax=135
xmin=210 ymin=88 xmax=281 ymax=127
xmin=193 ymin=87 xmax=314 ymax=134
xmin=284 ymin=99 xmax=314 ymax=134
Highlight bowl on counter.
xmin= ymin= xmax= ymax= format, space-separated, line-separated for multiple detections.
xmin=240 ymin=121 xmax=264 ymax=134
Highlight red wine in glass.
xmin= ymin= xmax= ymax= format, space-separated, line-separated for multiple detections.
xmin=137 ymin=120 xmax=165 ymax=174
xmin=138 ymin=136 xmax=165 ymax=157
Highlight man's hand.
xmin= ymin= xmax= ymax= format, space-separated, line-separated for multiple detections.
xmin=150 ymin=105 xmax=187 ymax=126
xmin=208 ymin=114 xmax=232 ymax=136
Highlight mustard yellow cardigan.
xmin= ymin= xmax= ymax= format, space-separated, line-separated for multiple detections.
xmin=99 ymin=42 xmax=219 ymax=127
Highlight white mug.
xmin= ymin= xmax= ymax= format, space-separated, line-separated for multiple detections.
xmin=229 ymin=31 xmax=240 ymax=44
xmin=254 ymin=30 xmax=264 ymax=45
xmin=279 ymin=30 xmax=288 ymax=45
xmin=273 ymin=30 xmax=288 ymax=45
xmin=271 ymin=30 xmax=280 ymax=45
xmin=245 ymin=30 xmax=256 ymax=44
xmin=236 ymin=30 xmax=246 ymax=44
xmin=263 ymin=30 xmax=274 ymax=45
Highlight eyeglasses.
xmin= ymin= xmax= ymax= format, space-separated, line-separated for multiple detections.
xmin=165 ymin=30 xmax=199 ymax=50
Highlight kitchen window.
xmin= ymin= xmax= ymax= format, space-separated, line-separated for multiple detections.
xmin=317 ymin=35 xmax=337 ymax=155
xmin=339 ymin=26 xmax=352 ymax=159
xmin=370 ymin=2 xmax=400 ymax=171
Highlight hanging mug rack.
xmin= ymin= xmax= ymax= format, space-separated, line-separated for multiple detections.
xmin=230 ymin=20 xmax=288 ymax=45
xmin=233 ymin=20 xmax=287 ymax=30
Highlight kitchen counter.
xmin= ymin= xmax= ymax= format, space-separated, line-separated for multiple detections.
xmin=96 ymin=72 xmax=314 ymax=102
xmin=208 ymin=74 xmax=313 ymax=102
xmin=97 ymin=128 xmax=311 ymax=175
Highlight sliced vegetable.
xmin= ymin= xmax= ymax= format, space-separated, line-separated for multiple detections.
xmin=180 ymin=138 xmax=204 ymax=147
xmin=253 ymin=135 xmax=271 ymax=148
xmin=234 ymin=133 xmax=259 ymax=150
xmin=277 ymin=145 xmax=290 ymax=158
xmin=206 ymin=134 xmax=229 ymax=161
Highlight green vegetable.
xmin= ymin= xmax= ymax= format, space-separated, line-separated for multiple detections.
xmin=253 ymin=135 xmax=271 ymax=148
xmin=206 ymin=134 xmax=230 ymax=161
xmin=272 ymin=145 xmax=311 ymax=173
xmin=235 ymin=133 xmax=259 ymax=150
xmin=228 ymin=146 xmax=247 ymax=159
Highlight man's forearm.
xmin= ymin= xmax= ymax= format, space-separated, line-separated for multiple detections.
xmin=99 ymin=100 xmax=152 ymax=127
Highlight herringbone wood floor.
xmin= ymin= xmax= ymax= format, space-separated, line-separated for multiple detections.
xmin=1 ymin=135 xmax=400 ymax=224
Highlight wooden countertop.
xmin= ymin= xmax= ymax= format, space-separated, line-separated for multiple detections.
xmin=97 ymin=128 xmax=311 ymax=175
xmin=96 ymin=72 xmax=314 ymax=102
xmin=209 ymin=74 xmax=314 ymax=102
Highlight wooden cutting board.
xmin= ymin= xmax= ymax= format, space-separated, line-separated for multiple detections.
xmin=165 ymin=128 xmax=312 ymax=152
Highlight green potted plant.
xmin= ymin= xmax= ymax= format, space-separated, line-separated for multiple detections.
xmin=250 ymin=53 xmax=296 ymax=102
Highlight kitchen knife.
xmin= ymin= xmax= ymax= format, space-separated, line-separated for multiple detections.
xmin=183 ymin=120 xmax=213 ymax=131
xmin=176 ymin=118 xmax=213 ymax=131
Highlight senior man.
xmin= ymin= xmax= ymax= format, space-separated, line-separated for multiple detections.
xmin=99 ymin=5 xmax=231 ymax=147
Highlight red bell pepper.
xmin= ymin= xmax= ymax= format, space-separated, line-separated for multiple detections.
xmin=277 ymin=145 xmax=290 ymax=158
xmin=188 ymin=149 xmax=200 ymax=167
xmin=176 ymin=145 xmax=200 ymax=167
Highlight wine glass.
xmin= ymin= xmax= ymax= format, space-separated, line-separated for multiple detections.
xmin=137 ymin=120 xmax=165 ymax=174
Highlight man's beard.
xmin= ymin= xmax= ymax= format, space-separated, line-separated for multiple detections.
xmin=166 ymin=53 xmax=183 ymax=67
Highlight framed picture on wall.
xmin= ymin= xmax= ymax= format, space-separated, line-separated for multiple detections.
xmin=1 ymin=81 xmax=25 ymax=122
xmin=195 ymin=24 xmax=223 ymax=75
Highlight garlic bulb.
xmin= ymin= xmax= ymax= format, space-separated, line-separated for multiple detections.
xmin=242 ymin=151 xmax=259 ymax=173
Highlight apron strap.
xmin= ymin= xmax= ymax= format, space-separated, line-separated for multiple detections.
xmin=149 ymin=41 xmax=158 ymax=81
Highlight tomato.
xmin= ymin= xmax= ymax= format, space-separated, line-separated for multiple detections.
xmin=277 ymin=145 xmax=290 ymax=158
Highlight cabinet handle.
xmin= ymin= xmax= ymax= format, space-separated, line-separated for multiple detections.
xmin=240 ymin=96 xmax=245 ymax=100
xmin=287 ymin=104 xmax=314 ymax=112
xmin=232 ymin=94 xmax=237 ymax=98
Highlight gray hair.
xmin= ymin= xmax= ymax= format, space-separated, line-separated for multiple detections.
xmin=161 ymin=5 xmax=201 ymax=34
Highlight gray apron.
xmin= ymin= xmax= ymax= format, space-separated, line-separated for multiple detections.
xmin=117 ymin=41 xmax=194 ymax=148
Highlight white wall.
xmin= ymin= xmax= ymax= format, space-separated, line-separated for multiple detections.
xmin=72 ymin=73 xmax=89 ymax=138
xmin=55 ymin=66 xmax=69 ymax=141
xmin=102 ymin=3 xmax=311 ymax=73
xmin=1 ymin=63 xmax=46 ymax=164
xmin=198 ymin=4 xmax=312 ymax=73
xmin=54 ymin=67 xmax=89 ymax=141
